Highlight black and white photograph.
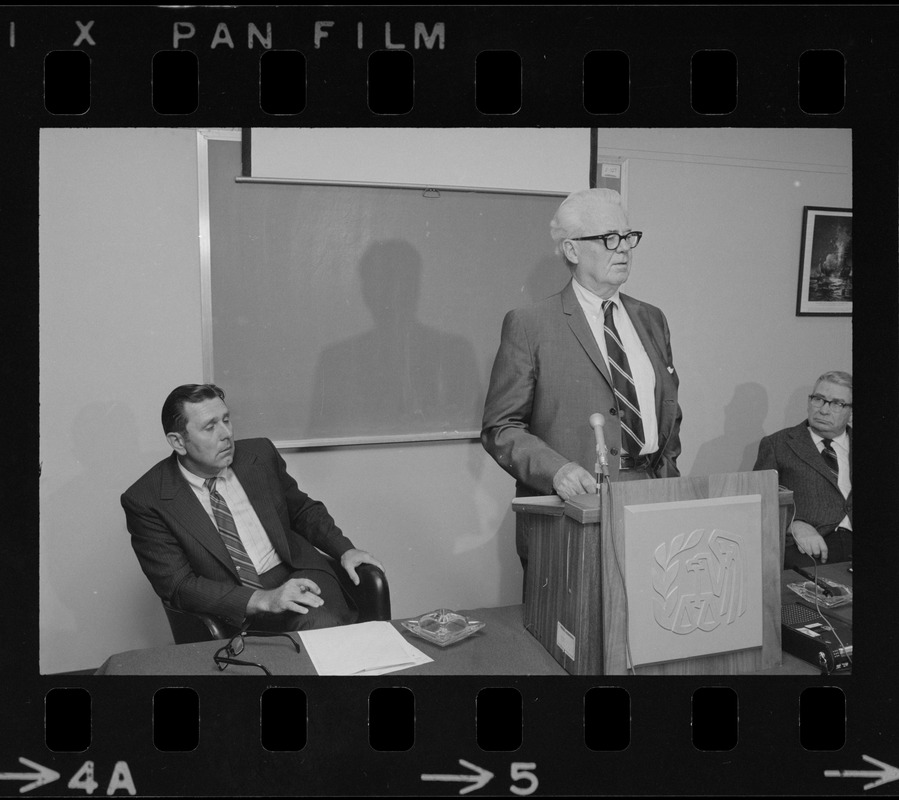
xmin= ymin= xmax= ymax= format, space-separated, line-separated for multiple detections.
xmin=5 ymin=5 xmax=897 ymax=798
xmin=38 ymin=126 xmax=852 ymax=680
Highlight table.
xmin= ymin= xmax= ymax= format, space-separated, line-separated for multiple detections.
xmin=97 ymin=565 xmax=852 ymax=676
xmin=764 ymin=561 xmax=853 ymax=676
xmin=95 ymin=604 xmax=568 ymax=676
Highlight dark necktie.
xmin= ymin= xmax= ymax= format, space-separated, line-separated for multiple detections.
xmin=602 ymin=300 xmax=645 ymax=456
xmin=820 ymin=438 xmax=839 ymax=481
xmin=205 ymin=477 xmax=263 ymax=589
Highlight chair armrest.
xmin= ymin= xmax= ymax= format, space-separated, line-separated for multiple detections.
xmin=162 ymin=601 xmax=238 ymax=644
xmin=329 ymin=559 xmax=392 ymax=622
xmin=354 ymin=563 xmax=392 ymax=622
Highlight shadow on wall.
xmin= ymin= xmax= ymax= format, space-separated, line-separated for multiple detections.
xmin=691 ymin=383 xmax=770 ymax=477
xmin=458 ymin=254 xmax=566 ymax=607
xmin=40 ymin=402 xmax=167 ymax=670
xmin=783 ymin=383 xmax=814 ymax=431
xmin=307 ymin=239 xmax=483 ymax=439
xmin=523 ymin=255 xmax=569 ymax=306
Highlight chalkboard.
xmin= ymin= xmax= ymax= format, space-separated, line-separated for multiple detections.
xmin=207 ymin=137 xmax=568 ymax=447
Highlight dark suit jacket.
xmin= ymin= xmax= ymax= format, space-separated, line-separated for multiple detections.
xmin=121 ymin=437 xmax=354 ymax=627
xmin=482 ymin=280 xmax=682 ymax=503
xmin=754 ymin=420 xmax=852 ymax=535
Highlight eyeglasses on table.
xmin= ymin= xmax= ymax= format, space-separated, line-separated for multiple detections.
xmin=212 ymin=629 xmax=301 ymax=676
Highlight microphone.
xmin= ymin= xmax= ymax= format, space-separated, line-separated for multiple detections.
xmin=589 ymin=413 xmax=610 ymax=479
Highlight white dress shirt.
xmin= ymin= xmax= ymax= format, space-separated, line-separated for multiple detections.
xmin=178 ymin=461 xmax=283 ymax=573
xmin=572 ymin=279 xmax=659 ymax=455
xmin=808 ymin=428 xmax=852 ymax=530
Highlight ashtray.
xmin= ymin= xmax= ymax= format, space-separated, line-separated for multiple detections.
xmin=401 ymin=608 xmax=486 ymax=647
xmin=787 ymin=581 xmax=852 ymax=608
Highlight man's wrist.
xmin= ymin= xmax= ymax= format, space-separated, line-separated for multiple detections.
xmin=552 ymin=461 xmax=577 ymax=484
xmin=246 ymin=588 xmax=270 ymax=615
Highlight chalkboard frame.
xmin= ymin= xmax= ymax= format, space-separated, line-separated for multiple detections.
xmin=197 ymin=129 xmax=569 ymax=450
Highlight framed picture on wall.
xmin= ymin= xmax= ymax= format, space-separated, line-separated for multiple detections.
xmin=796 ymin=206 xmax=852 ymax=316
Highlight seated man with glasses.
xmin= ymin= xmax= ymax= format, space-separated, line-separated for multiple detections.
xmin=482 ymin=188 xmax=682 ymax=581
xmin=754 ymin=370 xmax=853 ymax=569
xmin=122 ymin=383 xmax=386 ymax=633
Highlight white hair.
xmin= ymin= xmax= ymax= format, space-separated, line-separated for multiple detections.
xmin=815 ymin=371 xmax=852 ymax=391
xmin=550 ymin=188 xmax=627 ymax=247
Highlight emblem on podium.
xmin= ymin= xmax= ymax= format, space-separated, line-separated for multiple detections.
xmin=652 ymin=529 xmax=747 ymax=634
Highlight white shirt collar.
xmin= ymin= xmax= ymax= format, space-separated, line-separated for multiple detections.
xmin=177 ymin=458 xmax=230 ymax=489
xmin=571 ymin=278 xmax=622 ymax=312
xmin=808 ymin=427 xmax=850 ymax=449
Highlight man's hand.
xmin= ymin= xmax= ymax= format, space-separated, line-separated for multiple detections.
xmin=247 ymin=578 xmax=323 ymax=616
xmin=791 ymin=521 xmax=829 ymax=563
xmin=340 ymin=549 xmax=386 ymax=586
xmin=552 ymin=462 xmax=597 ymax=501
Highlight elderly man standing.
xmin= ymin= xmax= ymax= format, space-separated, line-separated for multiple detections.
xmin=482 ymin=188 xmax=683 ymax=573
xmin=754 ymin=370 xmax=852 ymax=568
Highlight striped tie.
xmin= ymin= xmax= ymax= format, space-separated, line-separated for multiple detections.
xmin=820 ymin=438 xmax=839 ymax=481
xmin=205 ymin=477 xmax=263 ymax=589
xmin=602 ymin=300 xmax=645 ymax=457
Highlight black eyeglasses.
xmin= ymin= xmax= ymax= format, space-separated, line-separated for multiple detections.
xmin=212 ymin=630 xmax=300 ymax=676
xmin=569 ymin=231 xmax=643 ymax=250
xmin=808 ymin=394 xmax=852 ymax=411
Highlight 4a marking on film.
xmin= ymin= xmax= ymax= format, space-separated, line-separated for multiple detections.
xmin=0 ymin=758 xmax=136 ymax=795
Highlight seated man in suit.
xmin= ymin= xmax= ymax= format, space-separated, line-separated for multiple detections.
xmin=754 ymin=370 xmax=852 ymax=568
xmin=122 ymin=383 xmax=385 ymax=632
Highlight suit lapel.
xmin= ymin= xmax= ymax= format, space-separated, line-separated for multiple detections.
xmin=787 ymin=421 xmax=839 ymax=487
xmin=620 ymin=293 xmax=675 ymax=439
xmin=561 ymin=281 xmax=614 ymax=389
xmin=230 ymin=444 xmax=291 ymax=559
xmin=159 ymin=453 xmax=237 ymax=575
xmin=847 ymin=426 xmax=852 ymax=485
xmin=621 ymin=294 xmax=666 ymax=370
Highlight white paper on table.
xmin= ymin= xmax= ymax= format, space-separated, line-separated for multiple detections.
xmin=299 ymin=621 xmax=432 ymax=676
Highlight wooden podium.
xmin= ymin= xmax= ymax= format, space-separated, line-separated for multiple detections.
xmin=515 ymin=471 xmax=791 ymax=675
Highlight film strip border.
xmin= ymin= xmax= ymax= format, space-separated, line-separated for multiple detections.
xmin=4 ymin=4 xmax=899 ymax=797
xmin=38 ymin=47 xmax=846 ymax=118
xmin=0 ymin=6 xmax=891 ymax=127
xmin=14 ymin=679 xmax=864 ymax=796
xmin=45 ymin=684 xmax=846 ymax=753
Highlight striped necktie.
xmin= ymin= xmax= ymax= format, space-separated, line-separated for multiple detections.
xmin=602 ymin=300 xmax=645 ymax=457
xmin=205 ymin=477 xmax=263 ymax=589
xmin=820 ymin=438 xmax=839 ymax=481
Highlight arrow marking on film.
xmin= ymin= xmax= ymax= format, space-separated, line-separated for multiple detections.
xmin=0 ymin=758 xmax=61 ymax=793
xmin=825 ymin=755 xmax=899 ymax=790
xmin=421 ymin=759 xmax=494 ymax=795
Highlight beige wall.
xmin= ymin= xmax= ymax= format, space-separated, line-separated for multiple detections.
xmin=40 ymin=129 xmax=205 ymax=672
xmin=595 ymin=129 xmax=852 ymax=474
xmin=39 ymin=127 xmax=851 ymax=673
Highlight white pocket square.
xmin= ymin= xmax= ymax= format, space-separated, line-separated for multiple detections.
xmin=667 ymin=366 xmax=675 ymax=374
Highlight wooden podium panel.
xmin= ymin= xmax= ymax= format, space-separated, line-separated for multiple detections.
xmin=517 ymin=471 xmax=788 ymax=675
xmin=520 ymin=492 xmax=604 ymax=674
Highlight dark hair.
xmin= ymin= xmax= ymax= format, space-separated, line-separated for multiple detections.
xmin=161 ymin=384 xmax=225 ymax=436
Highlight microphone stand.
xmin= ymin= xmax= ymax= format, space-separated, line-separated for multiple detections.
xmin=595 ymin=448 xmax=609 ymax=491
xmin=589 ymin=413 xmax=610 ymax=495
